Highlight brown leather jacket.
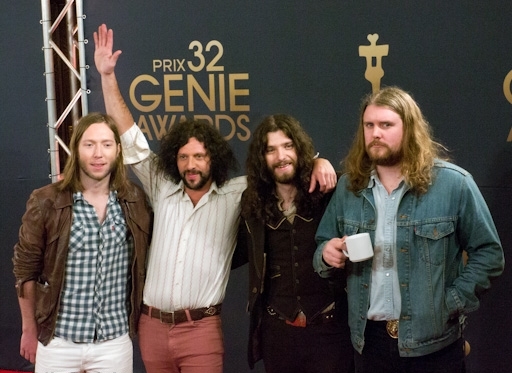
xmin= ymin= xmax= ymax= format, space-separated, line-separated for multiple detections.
xmin=13 ymin=181 xmax=152 ymax=345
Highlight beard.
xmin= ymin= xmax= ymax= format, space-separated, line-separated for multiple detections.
xmin=367 ymin=141 xmax=403 ymax=166
xmin=79 ymin=160 xmax=116 ymax=182
xmin=181 ymin=170 xmax=211 ymax=190
xmin=269 ymin=161 xmax=297 ymax=184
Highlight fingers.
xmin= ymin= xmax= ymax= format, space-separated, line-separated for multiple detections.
xmin=309 ymin=158 xmax=338 ymax=193
xmin=93 ymin=24 xmax=113 ymax=49
xmin=308 ymin=170 xmax=337 ymax=193
xmin=317 ymin=172 xmax=337 ymax=193
xmin=20 ymin=346 xmax=36 ymax=364
xmin=26 ymin=351 xmax=36 ymax=364
xmin=106 ymin=27 xmax=114 ymax=50
xmin=308 ymin=174 xmax=318 ymax=193
xmin=94 ymin=24 xmax=104 ymax=48
xmin=322 ymin=237 xmax=348 ymax=268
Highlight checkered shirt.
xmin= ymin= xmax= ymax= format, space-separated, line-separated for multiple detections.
xmin=54 ymin=191 xmax=133 ymax=342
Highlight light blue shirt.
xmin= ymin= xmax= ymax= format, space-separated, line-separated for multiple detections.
xmin=367 ymin=173 xmax=408 ymax=321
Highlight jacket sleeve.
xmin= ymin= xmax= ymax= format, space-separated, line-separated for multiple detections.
xmin=13 ymin=192 xmax=47 ymax=297
xmin=231 ymin=216 xmax=249 ymax=270
xmin=313 ymin=185 xmax=342 ymax=278
xmin=446 ymin=174 xmax=505 ymax=316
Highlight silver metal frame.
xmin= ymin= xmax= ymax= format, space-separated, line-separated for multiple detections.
xmin=40 ymin=0 xmax=88 ymax=182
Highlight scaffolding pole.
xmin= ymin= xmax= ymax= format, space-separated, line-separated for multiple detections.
xmin=40 ymin=0 xmax=88 ymax=183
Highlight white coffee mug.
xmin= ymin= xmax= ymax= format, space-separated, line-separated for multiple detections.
xmin=344 ymin=232 xmax=373 ymax=262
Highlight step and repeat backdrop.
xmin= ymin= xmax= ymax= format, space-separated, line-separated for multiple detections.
xmin=1 ymin=1 xmax=511 ymax=372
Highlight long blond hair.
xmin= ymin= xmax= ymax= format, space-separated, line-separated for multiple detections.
xmin=59 ymin=112 xmax=129 ymax=194
xmin=344 ymin=86 xmax=449 ymax=194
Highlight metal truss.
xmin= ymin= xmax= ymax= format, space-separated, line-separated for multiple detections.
xmin=40 ymin=0 xmax=88 ymax=182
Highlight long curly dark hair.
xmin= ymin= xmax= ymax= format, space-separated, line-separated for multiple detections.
xmin=154 ymin=119 xmax=239 ymax=186
xmin=242 ymin=114 xmax=322 ymax=222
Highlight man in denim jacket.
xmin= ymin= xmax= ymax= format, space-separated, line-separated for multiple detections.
xmin=314 ymin=87 xmax=504 ymax=373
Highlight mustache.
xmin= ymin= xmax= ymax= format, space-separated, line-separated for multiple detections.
xmin=273 ymin=161 xmax=291 ymax=168
xmin=366 ymin=140 xmax=389 ymax=149
xmin=368 ymin=140 xmax=388 ymax=148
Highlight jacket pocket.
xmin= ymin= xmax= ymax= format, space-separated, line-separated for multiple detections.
xmin=340 ymin=219 xmax=374 ymax=237
xmin=68 ymin=221 xmax=85 ymax=253
xmin=414 ymin=221 xmax=455 ymax=265
xmin=269 ymin=265 xmax=281 ymax=279
xmin=35 ymin=278 xmax=52 ymax=323
xmin=112 ymin=215 xmax=129 ymax=246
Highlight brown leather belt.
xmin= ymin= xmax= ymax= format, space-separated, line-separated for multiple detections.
xmin=141 ymin=304 xmax=222 ymax=325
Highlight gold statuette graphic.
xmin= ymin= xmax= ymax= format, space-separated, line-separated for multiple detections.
xmin=504 ymin=70 xmax=512 ymax=142
xmin=359 ymin=34 xmax=389 ymax=93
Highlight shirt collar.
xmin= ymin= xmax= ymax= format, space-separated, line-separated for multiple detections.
xmin=368 ymin=170 xmax=378 ymax=189
xmin=165 ymin=179 xmax=220 ymax=199
xmin=369 ymin=170 xmax=409 ymax=193
xmin=73 ymin=190 xmax=118 ymax=203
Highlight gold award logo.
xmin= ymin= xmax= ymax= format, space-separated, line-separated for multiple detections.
xmin=129 ymin=40 xmax=251 ymax=142
xmin=359 ymin=34 xmax=389 ymax=93
xmin=504 ymin=70 xmax=512 ymax=142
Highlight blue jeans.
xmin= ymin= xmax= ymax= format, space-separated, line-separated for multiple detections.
xmin=354 ymin=321 xmax=465 ymax=373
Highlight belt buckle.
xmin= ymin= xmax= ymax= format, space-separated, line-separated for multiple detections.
xmin=160 ymin=309 xmax=175 ymax=324
xmin=204 ymin=306 xmax=217 ymax=316
xmin=386 ymin=320 xmax=399 ymax=339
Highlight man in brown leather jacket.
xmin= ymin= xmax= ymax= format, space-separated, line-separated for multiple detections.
xmin=13 ymin=113 xmax=151 ymax=373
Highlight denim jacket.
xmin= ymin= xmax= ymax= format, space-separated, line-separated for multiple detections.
xmin=314 ymin=160 xmax=504 ymax=357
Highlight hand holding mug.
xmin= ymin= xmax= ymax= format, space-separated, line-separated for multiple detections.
xmin=322 ymin=237 xmax=349 ymax=268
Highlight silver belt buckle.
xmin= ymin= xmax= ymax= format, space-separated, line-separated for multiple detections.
xmin=386 ymin=320 xmax=399 ymax=339
xmin=160 ymin=309 xmax=175 ymax=324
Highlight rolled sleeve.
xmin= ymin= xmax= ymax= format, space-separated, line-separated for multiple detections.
xmin=13 ymin=193 xmax=46 ymax=296
xmin=120 ymin=123 xmax=152 ymax=165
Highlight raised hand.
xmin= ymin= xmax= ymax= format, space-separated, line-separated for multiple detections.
xmin=93 ymin=23 xmax=122 ymax=76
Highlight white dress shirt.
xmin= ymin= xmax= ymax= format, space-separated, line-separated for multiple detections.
xmin=121 ymin=124 xmax=247 ymax=311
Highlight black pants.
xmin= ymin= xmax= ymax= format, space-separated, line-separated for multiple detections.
xmin=261 ymin=310 xmax=354 ymax=373
xmin=354 ymin=320 xmax=465 ymax=373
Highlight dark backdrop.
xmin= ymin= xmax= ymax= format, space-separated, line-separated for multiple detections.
xmin=1 ymin=2 xmax=511 ymax=372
